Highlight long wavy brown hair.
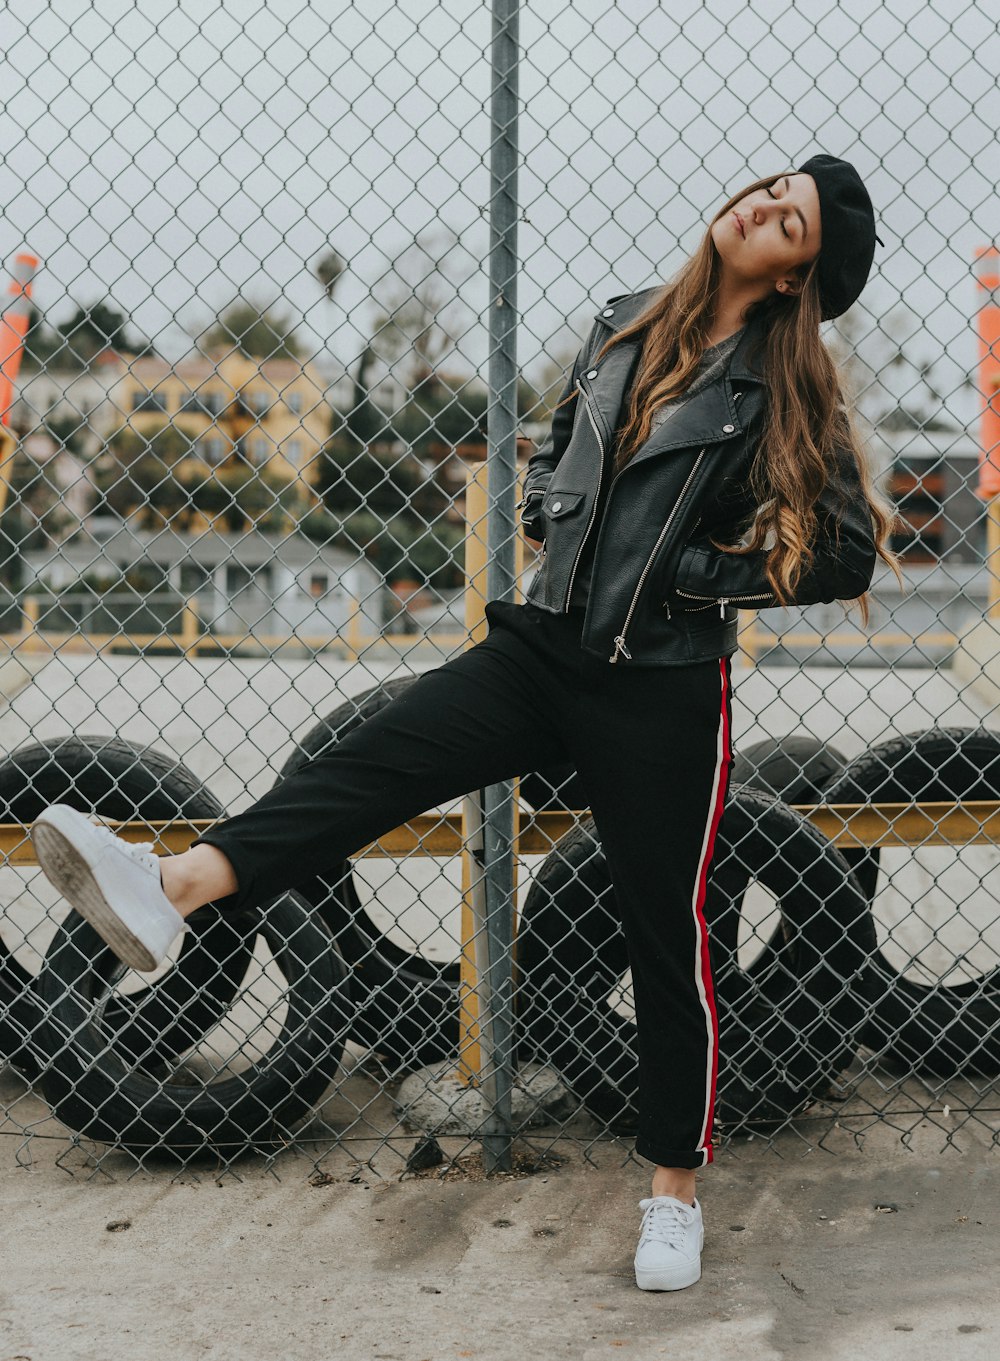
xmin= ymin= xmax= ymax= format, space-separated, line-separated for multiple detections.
xmin=578 ymin=173 xmax=904 ymax=623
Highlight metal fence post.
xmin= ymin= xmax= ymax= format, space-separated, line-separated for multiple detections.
xmin=478 ymin=0 xmax=521 ymax=1174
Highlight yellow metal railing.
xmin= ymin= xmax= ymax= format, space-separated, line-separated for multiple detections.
xmin=0 ymin=593 xmax=964 ymax=665
xmin=0 ymin=597 xmax=467 ymax=660
xmin=4 ymin=800 xmax=1000 ymax=864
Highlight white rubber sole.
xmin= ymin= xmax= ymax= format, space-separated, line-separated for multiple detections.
xmin=634 ymin=1262 xmax=702 ymax=1291
xmin=634 ymin=1229 xmax=705 ymax=1291
xmin=32 ymin=819 xmax=160 ymax=973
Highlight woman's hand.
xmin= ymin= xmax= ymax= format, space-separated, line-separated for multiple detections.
xmin=524 ymin=533 xmax=544 ymax=552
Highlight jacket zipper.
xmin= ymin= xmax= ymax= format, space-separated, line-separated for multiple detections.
xmin=675 ymin=587 xmax=775 ymax=616
xmin=610 ymin=447 xmax=707 ymax=662
xmin=564 ymin=385 xmax=607 ymax=606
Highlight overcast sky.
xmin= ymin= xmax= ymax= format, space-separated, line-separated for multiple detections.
xmin=1 ymin=0 xmax=997 ymax=425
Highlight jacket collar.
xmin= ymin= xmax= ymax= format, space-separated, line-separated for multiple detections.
xmin=592 ymin=287 xmax=768 ymax=386
xmin=581 ymin=290 xmax=767 ymax=469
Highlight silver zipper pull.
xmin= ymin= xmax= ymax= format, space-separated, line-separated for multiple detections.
xmin=719 ymin=597 xmax=729 ymax=617
xmin=610 ymin=635 xmax=632 ymax=663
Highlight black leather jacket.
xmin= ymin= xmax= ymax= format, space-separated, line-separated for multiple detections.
xmin=519 ymin=287 xmax=878 ymax=666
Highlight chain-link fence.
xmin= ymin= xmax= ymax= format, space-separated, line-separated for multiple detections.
xmin=2 ymin=0 xmax=1000 ymax=1180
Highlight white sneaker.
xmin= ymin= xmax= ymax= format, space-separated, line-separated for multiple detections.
xmin=634 ymin=1195 xmax=704 ymax=1291
xmin=32 ymin=803 xmax=188 ymax=973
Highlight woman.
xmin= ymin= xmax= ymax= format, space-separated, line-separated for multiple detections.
xmin=29 ymin=154 xmax=901 ymax=1292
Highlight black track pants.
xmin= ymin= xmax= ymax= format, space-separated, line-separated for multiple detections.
xmin=196 ymin=601 xmax=735 ymax=1169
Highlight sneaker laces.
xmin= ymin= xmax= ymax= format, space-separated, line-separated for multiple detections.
xmin=90 ymin=820 xmax=157 ymax=866
xmin=638 ymin=1198 xmax=697 ymax=1250
xmin=80 ymin=818 xmax=190 ymax=936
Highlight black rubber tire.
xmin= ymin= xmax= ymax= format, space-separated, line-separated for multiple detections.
xmin=822 ymin=727 xmax=1000 ymax=1077
xmin=0 ymin=736 xmax=253 ymax=1079
xmin=36 ymin=889 xmax=350 ymax=1158
xmin=277 ymin=678 xmax=460 ymax=1072
xmin=732 ymin=734 xmax=847 ymax=805
xmin=730 ymin=734 xmax=849 ymax=981
xmin=515 ymin=784 xmax=876 ymax=1133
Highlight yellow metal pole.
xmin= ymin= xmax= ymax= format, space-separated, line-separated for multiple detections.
xmin=6 ymin=800 xmax=1000 ymax=865
xmin=736 ymin=609 xmax=758 ymax=665
xmin=0 ymin=426 xmax=15 ymax=521
xmin=987 ymin=495 xmax=1000 ymax=621
xmin=181 ymin=597 xmax=201 ymax=656
xmin=345 ymin=595 xmax=363 ymax=659
xmin=21 ymin=594 xmax=42 ymax=653
xmin=457 ymin=460 xmax=527 ymax=1085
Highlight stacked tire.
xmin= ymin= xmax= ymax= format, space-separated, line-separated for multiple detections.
xmin=8 ymin=715 xmax=1000 ymax=1158
xmin=516 ymin=724 xmax=1000 ymax=1135
xmin=822 ymin=728 xmax=1000 ymax=1079
xmin=0 ymin=735 xmax=352 ymax=1159
xmin=515 ymin=783 xmax=875 ymax=1132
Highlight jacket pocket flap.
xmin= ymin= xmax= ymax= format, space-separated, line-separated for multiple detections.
xmin=543 ymin=489 xmax=585 ymax=518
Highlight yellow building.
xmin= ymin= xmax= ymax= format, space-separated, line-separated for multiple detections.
xmin=112 ymin=349 xmax=331 ymax=485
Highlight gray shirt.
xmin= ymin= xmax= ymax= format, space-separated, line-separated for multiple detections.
xmin=568 ymin=327 xmax=744 ymax=609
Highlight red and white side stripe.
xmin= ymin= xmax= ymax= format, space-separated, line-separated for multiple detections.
xmin=690 ymin=656 xmax=732 ymax=1165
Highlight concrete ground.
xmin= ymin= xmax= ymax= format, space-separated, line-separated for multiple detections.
xmin=0 ymin=1118 xmax=997 ymax=1361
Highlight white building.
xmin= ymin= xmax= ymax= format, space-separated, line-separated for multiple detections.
xmin=23 ymin=527 xmax=385 ymax=639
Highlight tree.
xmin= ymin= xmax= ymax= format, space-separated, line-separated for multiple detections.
xmin=830 ymin=306 xmax=963 ymax=439
xmin=368 ymin=230 xmax=475 ymax=392
xmin=393 ymin=373 xmax=488 ymax=461
xmin=0 ymin=445 xmax=75 ymax=566
xmin=313 ymin=249 xmax=346 ymax=303
xmin=22 ymin=302 xmax=151 ymax=371
xmin=198 ymin=300 xmax=307 ymax=361
xmin=307 ymin=230 xmax=478 ymax=589
xmin=94 ymin=424 xmax=194 ymax=526
xmin=181 ymin=462 xmax=288 ymax=533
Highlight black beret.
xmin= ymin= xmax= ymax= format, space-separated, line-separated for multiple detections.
xmin=797 ymin=154 xmax=877 ymax=320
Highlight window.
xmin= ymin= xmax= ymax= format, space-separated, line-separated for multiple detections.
xmin=132 ymin=390 xmax=167 ymax=414
xmin=251 ymin=438 xmax=270 ymax=464
xmin=286 ymin=391 xmax=303 ymax=416
xmin=309 ymin=572 xmax=328 ymax=598
xmin=180 ymin=563 xmax=213 ymax=595
xmin=225 ymin=563 xmax=271 ymax=595
xmin=287 ymin=439 xmax=302 ymax=465
xmin=225 ymin=564 xmax=253 ymax=595
xmin=202 ymin=437 xmax=227 ymax=465
xmin=180 ymin=390 xmax=225 ymax=417
xmin=245 ymin=390 xmax=271 ymax=418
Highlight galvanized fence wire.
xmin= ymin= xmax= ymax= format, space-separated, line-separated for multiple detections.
xmin=1 ymin=0 xmax=1000 ymax=1178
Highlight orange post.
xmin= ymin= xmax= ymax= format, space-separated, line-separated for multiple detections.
xmin=974 ymin=247 xmax=1000 ymax=499
xmin=0 ymin=252 xmax=37 ymax=426
xmin=0 ymin=253 xmax=39 ymax=519
xmin=974 ymin=248 xmax=1000 ymax=619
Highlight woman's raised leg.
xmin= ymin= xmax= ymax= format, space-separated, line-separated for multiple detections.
xmin=31 ymin=620 xmax=568 ymax=969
